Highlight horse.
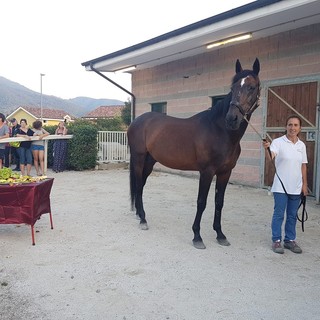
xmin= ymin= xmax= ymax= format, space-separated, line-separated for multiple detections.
xmin=127 ymin=58 xmax=261 ymax=249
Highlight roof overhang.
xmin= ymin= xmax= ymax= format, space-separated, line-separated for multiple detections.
xmin=82 ymin=0 xmax=320 ymax=73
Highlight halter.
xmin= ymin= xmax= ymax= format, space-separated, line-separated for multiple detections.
xmin=234 ymin=85 xmax=261 ymax=118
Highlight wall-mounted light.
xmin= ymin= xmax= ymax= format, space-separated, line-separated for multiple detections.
xmin=206 ymin=33 xmax=252 ymax=49
xmin=115 ymin=65 xmax=136 ymax=73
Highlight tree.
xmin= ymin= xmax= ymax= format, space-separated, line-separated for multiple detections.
xmin=121 ymin=99 xmax=131 ymax=126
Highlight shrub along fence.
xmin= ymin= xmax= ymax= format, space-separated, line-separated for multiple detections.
xmin=46 ymin=121 xmax=98 ymax=171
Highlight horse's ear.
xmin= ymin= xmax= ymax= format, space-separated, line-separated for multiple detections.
xmin=235 ymin=59 xmax=243 ymax=73
xmin=252 ymin=58 xmax=260 ymax=75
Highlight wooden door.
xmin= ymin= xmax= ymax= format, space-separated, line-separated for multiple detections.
xmin=264 ymin=82 xmax=318 ymax=194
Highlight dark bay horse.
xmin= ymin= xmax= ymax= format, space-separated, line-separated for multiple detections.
xmin=127 ymin=58 xmax=261 ymax=249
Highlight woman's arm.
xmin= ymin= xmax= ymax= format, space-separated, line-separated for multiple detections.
xmin=262 ymin=140 xmax=275 ymax=160
xmin=301 ymin=163 xmax=308 ymax=195
xmin=37 ymin=128 xmax=50 ymax=140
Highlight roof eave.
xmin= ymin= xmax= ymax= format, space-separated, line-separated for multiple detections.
xmin=82 ymin=0 xmax=320 ymax=73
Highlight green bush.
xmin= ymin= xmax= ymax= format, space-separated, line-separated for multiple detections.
xmin=47 ymin=115 xmax=130 ymax=171
xmin=65 ymin=120 xmax=98 ymax=170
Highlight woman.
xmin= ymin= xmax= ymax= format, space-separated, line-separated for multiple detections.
xmin=263 ymin=115 xmax=308 ymax=254
xmin=16 ymin=119 xmax=34 ymax=176
xmin=32 ymin=120 xmax=49 ymax=176
xmin=0 ymin=113 xmax=10 ymax=169
xmin=53 ymin=121 xmax=68 ymax=173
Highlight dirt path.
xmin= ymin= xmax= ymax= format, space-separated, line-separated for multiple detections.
xmin=1 ymin=169 xmax=320 ymax=320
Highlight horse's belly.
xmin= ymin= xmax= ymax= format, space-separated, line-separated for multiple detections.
xmin=151 ymin=147 xmax=198 ymax=171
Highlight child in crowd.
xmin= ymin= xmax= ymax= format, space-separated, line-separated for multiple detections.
xmin=32 ymin=120 xmax=49 ymax=176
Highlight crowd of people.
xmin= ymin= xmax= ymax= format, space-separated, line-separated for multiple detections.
xmin=0 ymin=113 xmax=68 ymax=175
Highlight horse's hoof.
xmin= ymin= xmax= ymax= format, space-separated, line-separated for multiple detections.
xmin=139 ymin=223 xmax=149 ymax=230
xmin=193 ymin=240 xmax=206 ymax=249
xmin=217 ymin=238 xmax=231 ymax=246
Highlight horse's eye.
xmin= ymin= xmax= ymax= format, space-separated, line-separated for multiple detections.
xmin=248 ymin=86 xmax=255 ymax=91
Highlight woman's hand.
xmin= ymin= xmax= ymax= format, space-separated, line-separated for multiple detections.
xmin=262 ymin=139 xmax=270 ymax=149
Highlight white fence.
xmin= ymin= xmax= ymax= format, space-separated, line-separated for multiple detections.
xmin=97 ymin=131 xmax=130 ymax=163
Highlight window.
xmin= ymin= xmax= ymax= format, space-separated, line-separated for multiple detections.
xmin=211 ymin=95 xmax=226 ymax=108
xmin=151 ymin=102 xmax=167 ymax=114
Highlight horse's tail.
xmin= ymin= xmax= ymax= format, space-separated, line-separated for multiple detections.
xmin=129 ymin=155 xmax=136 ymax=211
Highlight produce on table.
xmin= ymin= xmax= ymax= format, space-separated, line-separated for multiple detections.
xmin=0 ymin=168 xmax=47 ymax=184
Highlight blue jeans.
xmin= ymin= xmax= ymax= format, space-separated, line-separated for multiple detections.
xmin=272 ymin=192 xmax=301 ymax=242
xmin=18 ymin=147 xmax=33 ymax=165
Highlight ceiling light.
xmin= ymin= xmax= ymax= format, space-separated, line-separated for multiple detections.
xmin=206 ymin=33 xmax=252 ymax=49
xmin=115 ymin=65 xmax=136 ymax=73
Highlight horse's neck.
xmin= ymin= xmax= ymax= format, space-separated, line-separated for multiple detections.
xmin=227 ymin=119 xmax=249 ymax=144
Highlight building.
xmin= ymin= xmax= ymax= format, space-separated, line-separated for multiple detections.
xmin=81 ymin=0 xmax=320 ymax=201
xmin=82 ymin=105 xmax=125 ymax=120
xmin=7 ymin=106 xmax=74 ymax=126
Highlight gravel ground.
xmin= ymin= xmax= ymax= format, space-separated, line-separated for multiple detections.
xmin=1 ymin=168 xmax=320 ymax=320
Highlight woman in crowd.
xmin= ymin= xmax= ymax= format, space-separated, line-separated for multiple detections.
xmin=53 ymin=121 xmax=68 ymax=173
xmin=32 ymin=120 xmax=49 ymax=176
xmin=0 ymin=113 xmax=10 ymax=169
xmin=16 ymin=119 xmax=34 ymax=176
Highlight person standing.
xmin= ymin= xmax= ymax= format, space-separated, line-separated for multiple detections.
xmin=263 ymin=115 xmax=308 ymax=254
xmin=53 ymin=121 xmax=68 ymax=173
xmin=16 ymin=119 xmax=34 ymax=176
xmin=4 ymin=120 xmax=11 ymax=167
xmin=32 ymin=120 xmax=49 ymax=176
xmin=10 ymin=118 xmax=21 ymax=171
xmin=0 ymin=113 xmax=10 ymax=169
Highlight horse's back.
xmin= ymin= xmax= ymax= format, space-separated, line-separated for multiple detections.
xmin=128 ymin=112 xmax=207 ymax=169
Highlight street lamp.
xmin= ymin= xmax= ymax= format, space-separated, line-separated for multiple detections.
xmin=40 ymin=73 xmax=45 ymax=120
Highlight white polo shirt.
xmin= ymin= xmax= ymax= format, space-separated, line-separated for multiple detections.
xmin=270 ymin=135 xmax=308 ymax=195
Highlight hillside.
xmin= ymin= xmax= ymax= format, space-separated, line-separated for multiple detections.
xmin=0 ymin=76 xmax=125 ymax=117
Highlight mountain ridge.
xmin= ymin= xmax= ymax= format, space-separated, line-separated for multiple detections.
xmin=0 ymin=76 xmax=125 ymax=117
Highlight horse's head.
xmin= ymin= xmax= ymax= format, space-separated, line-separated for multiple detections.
xmin=225 ymin=58 xmax=260 ymax=130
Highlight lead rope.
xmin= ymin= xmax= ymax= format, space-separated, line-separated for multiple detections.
xmin=243 ymin=115 xmax=308 ymax=232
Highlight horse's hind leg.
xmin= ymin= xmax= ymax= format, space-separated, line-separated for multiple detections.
xmin=213 ymin=171 xmax=232 ymax=246
xmin=131 ymin=152 xmax=156 ymax=230
xmin=192 ymin=170 xmax=214 ymax=249
xmin=137 ymin=153 xmax=156 ymax=229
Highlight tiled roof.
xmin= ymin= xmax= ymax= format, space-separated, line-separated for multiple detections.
xmin=83 ymin=105 xmax=125 ymax=118
xmin=20 ymin=106 xmax=75 ymax=119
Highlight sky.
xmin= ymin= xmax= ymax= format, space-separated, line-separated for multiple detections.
xmin=1 ymin=0 xmax=254 ymax=102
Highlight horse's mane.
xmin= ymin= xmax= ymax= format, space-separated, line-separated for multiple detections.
xmin=207 ymin=92 xmax=232 ymax=120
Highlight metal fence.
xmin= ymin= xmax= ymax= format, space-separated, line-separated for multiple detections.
xmin=97 ymin=131 xmax=130 ymax=163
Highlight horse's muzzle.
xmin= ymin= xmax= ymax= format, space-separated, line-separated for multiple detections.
xmin=226 ymin=104 xmax=241 ymax=130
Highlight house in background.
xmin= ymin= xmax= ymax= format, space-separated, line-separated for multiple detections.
xmin=7 ymin=106 xmax=75 ymax=126
xmin=81 ymin=105 xmax=125 ymax=120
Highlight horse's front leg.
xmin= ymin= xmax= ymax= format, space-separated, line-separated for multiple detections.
xmin=213 ymin=171 xmax=232 ymax=246
xmin=192 ymin=170 xmax=214 ymax=249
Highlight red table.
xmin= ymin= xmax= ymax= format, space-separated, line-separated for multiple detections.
xmin=0 ymin=178 xmax=54 ymax=245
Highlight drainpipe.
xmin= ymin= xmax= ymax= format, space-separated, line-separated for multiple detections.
xmin=89 ymin=64 xmax=136 ymax=121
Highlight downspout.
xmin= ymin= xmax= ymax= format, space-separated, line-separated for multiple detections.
xmin=89 ymin=64 xmax=136 ymax=121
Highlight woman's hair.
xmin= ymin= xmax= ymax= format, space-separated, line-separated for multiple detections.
xmin=20 ymin=118 xmax=27 ymax=124
xmin=33 ymin=120 xmax=43 ymax=129
xmin=0 ymin=113 xmax=5 ymax=122
xmin=286 ymin=114 xmax=302 ymax=126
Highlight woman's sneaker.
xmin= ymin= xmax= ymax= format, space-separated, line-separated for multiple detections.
xmin=284 ymin=241 xmax=302 ymax=254
xmin=272 ymin=241 xmax=284 ymax=254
